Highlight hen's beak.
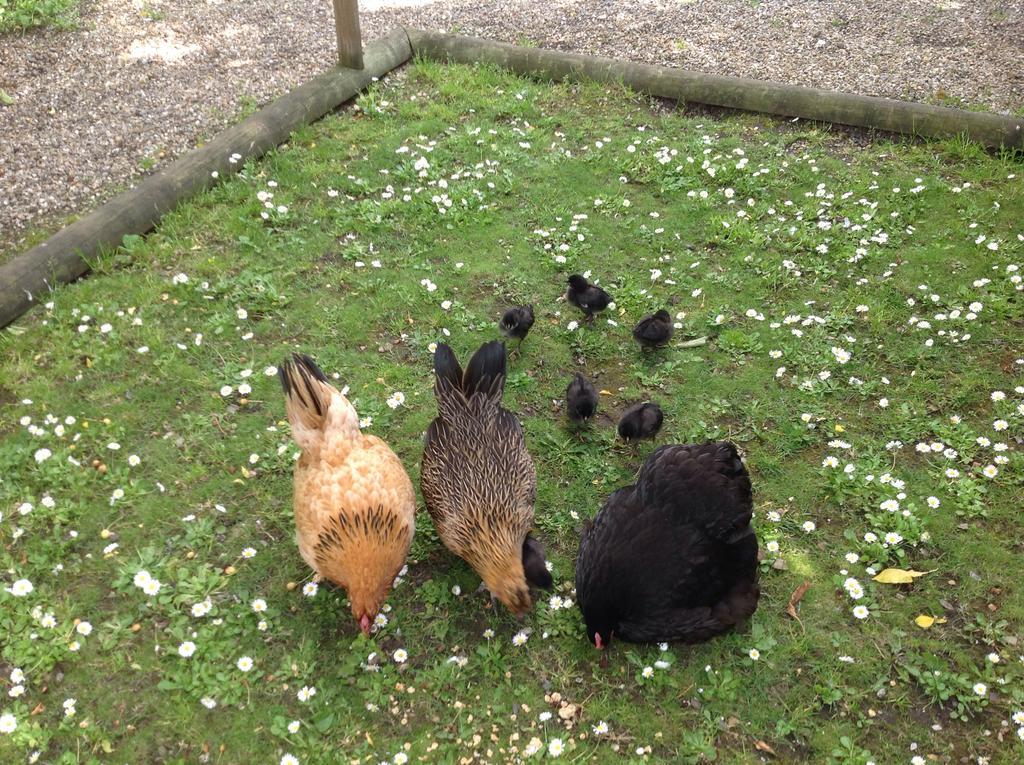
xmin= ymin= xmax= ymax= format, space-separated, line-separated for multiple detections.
xmin=359 ymin=614 xmax=372 ymax=636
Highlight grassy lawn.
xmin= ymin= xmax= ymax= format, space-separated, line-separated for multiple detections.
xmin=1 ymin=59 xmax=1023 ymax=764
xmin=0 ymin=0 xmax=76 ymax=32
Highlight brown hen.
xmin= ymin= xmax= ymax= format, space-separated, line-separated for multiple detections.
xmin=421 ymin=341 xmax=551 ymax=616
xmin=280 ymin=353 xmax=415 ymax=635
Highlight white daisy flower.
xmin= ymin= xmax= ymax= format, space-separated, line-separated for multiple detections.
xmin=6 ymin=579 xmax=33 ymax=597
xmin=0 ymin=713 xmax=16 ymax=734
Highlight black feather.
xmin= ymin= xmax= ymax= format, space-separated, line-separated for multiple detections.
xmin=566 ymin=373 xmax=598 ymax=422
xmin=632 ymin=310 xmax=673 ymax=349
xmin=433 ymin=344 xmax=464 ymax=395
xmin=575 ymin=441 xmax=760 ymax=645
xmin=500 ymin=305 xmax=535 ymax=342
xmin=279 ymin=353 xmax=330 ymax=416
xmin=617 ymin=402 xmax=663 ymax=441
xmin=566 ymin=274 xmax=612 ymax=318
xmin=522 ymin=534 xmax=553 ymax=589
xmin=462 ymin=340 xmax=507 ymax=400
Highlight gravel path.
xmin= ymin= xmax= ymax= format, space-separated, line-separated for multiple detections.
xmin=1 ymin=0 xmax=1021 ymax=252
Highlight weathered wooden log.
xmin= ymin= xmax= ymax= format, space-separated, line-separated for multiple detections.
xmin=407 ymin=29 xmax=1023 ymax=150
xmin=0 ymin=28 xmax=411 ymax=329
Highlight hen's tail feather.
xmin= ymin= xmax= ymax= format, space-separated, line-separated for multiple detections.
xmin=279 ymin=353 xmax=333 ymax=427
xmin=433 ymin=344 xmax=464 ymax=396
xmin=523 ymin=534 xmax=553 ymax=589
xmin=278 ymin=352 xmax=329 ymax=413
xmin=463 ymin=340 xmax=506 ymax=401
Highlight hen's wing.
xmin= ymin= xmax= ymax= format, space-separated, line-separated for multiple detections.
xmin=422 ymin=406 xmax=535 ymax=559
xmin=636 ymin=442 xmax=753 ymax=542
xmin=293 ymin=435 xmax=415 ymax=578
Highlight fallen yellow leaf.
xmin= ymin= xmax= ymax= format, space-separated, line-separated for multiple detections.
xmin=873 ymin=568 xmax=929 ymax=584
xmin=914 ymin=615 xmax=935 ymax=629
xmin=599 ymin=389 xmax=613 ymax=395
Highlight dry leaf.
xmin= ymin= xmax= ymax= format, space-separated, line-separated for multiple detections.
xmin=786 ymin=581 xmax=811 ymax=620
xmin=914 ymin=615 xmax=947 ymax=629
xmin=754 ymin=740 xmax=776 ymax=756
xmin=873 ymin=568 xmax=929 ymax=584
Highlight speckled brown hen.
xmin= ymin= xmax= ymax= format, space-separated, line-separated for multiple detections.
xmin=421 ymin=341 xmax=551 ymax=615
xmin=280 ymin=353 xmax=415 ymax=636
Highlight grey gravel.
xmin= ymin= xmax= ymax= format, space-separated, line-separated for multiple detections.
xmin=1 ymin=0 xmax=1021 ymax=253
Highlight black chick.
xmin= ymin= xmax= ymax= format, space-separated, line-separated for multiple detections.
xmin=523 ymin=534 xmax=553 ymax=589
xmin=617 ymin=402 xmax=663 ymax=441
xmin=566 ymin=275 xmax=612 ymax=320
xmin=500 ymin=305 xmax=535 ymax=347
xmin=565 ymin=373 xmax=598 ymax=423
xmin=575 ymin=441 xmax=760 ymax=648
xmin=633 ymin=310 xmax=673 ymax=350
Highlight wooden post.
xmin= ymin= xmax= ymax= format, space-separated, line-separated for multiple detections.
xmin=332 ymin=0 xmax=363 ymax=69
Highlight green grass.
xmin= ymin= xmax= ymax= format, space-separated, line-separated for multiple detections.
xmin=0 ymin=0 xmax=76 ymax=32
xmin=1 ymin=59 xmax=1023 ymax=763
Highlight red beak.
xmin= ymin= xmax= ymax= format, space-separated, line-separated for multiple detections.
xmin=359 ymin=614 xmax=372 ymax=636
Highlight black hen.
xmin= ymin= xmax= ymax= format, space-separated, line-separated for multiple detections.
xmin=566 ymin=275 xmax=612 ymax=320
xmin=575 ymin=442 xmax=760 ymax=647
xmin=500 ymin=305 xmax=535 ymax=346
xmin=566 ymin=373 xmax=598 ymax=423
xmin=617 ymin=402 xmax=663 ymax=441
xmin=633 ymin=310 xmax=673 ymax=349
